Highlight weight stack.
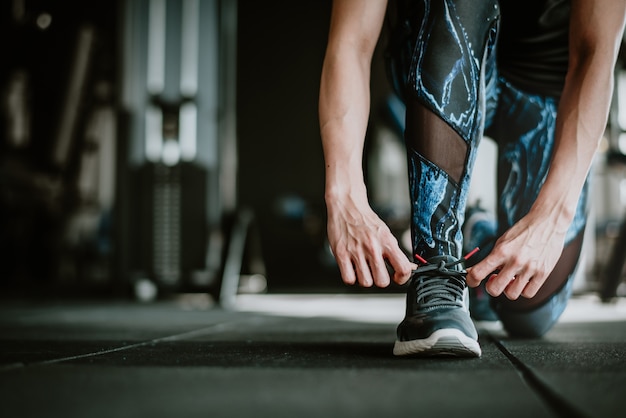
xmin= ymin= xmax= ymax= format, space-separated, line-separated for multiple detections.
xmin=131 ymin=161 xmax=209 ymax=296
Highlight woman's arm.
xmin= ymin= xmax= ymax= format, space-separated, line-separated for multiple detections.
xmin=319 ymin=0 xmax=416 ymax=287
xmin=467 ymin=0 xmax=626 ymax=299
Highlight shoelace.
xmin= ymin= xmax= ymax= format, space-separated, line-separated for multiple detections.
xmin=411 ymin=248 xmax=479 ymax=310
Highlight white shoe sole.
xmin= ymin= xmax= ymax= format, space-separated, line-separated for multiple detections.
xmin=393 ymin=328 xmax=482 ymax=357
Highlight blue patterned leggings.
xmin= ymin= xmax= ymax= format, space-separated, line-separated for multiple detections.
xmin=387 ymin=0 xmax=588 ymax=337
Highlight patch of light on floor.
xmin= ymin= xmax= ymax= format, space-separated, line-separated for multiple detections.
xmin=234 ymin=294 xmax=405 ymax=324
xmin=234 ymin=293 xmax=626 ymax=325
xmin=560 ymin=294 xmax=626 ymax=323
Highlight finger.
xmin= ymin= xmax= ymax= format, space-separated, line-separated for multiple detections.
xmin=521 ymin=276 xmax=544 ymax=298
xmin=465 ymin=267 xmax=480 ymax=288
xmin=391 ymin=266 xmax=415 ymax=286
xmin=369 ymin=256 xmax=390 ymax=288
xmin=354 ymin=257 xmax=374 ymax=287
xmin=392 ymin=264 xmax=416 ymax=286
xmin=485 ymin=255 xmax=525 ymax=296
xmin=503 ymin=274 xmax=530 ymax=300
xmin=466 ymin=255 xmax=502 ymax=287
xmin=385 ymin=248 xmax=416 ymax=285
xmin=484 ymin=273 xmax=498 ymax=290
xmin=335 ymin=257 xmax=357 ymax=285
xmin=485 ymin=272 xmax=515 ymax=297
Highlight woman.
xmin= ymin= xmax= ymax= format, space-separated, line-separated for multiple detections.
xmin=319 ymin=0 xmax=626 ymax=356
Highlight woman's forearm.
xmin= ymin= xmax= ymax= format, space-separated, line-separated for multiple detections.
xmin=319 ymin=51 xmax=371 ymax=203
xmin=528 ymin=0 xmax=626 ymax=229
xmin=318 ymin=0 xmax=388 ymax=204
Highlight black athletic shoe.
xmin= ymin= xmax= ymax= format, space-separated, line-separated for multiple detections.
xmin=393 ymin=255 xmax=481 ymax=357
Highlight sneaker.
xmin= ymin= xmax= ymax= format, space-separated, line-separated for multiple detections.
xmin=393 ymin=255 xmax=482 ymax=357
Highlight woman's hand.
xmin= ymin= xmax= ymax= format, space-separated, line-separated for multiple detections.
xmin=466 ymin=211 xmax=567 ymax=300
xmin=326 ymin=194 xmax=416 ymax=288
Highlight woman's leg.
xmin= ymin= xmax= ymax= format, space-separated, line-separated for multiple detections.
xmin=485 ymin=80 xmax=590 ymax=337
xmin=390 ymin=0 xmax=500 ymax=260
xmin=387 ymin=0 xmax=500 ymax=356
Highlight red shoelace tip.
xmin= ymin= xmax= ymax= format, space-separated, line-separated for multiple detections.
xmin=463 ymin=247 xmax=480 ymax=260
xmin=414 ymin=247 xmax=480 ymax=265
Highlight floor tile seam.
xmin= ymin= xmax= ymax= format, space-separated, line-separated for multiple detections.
xmin=489 ymin=335 xmax=591 ymax=418
xmin=0 ymin=318 xmax=252 ymax=373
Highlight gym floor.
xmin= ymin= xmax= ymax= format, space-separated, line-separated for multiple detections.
xmin=1 ymin=292 xmax=625 ymax=418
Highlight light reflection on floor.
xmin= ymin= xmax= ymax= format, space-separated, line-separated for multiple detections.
xmin=234 ymin=292 xmax=626 ymax=324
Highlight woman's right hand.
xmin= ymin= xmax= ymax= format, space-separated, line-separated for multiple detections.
xmin=319 ymin=0 xmax=411 ymax=288
xmin=326 ymin=193 xmax=416 ymax=288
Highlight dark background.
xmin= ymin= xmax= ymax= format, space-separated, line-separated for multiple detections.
xmin=237 ymin=1 xmax=335 ymax=291
xmin=0 ymin=0 xmax=398 ymax=296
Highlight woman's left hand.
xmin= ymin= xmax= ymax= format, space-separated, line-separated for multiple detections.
xmin=465 ymin=212 xmax=567 ymax=300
